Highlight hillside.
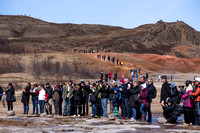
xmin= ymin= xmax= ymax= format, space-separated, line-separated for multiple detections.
xmin=0 ymin=15 xmax=200 ymax=57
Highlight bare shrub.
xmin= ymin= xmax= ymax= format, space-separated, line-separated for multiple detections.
xmin=0 ymin=57 xmax=24 ymax=74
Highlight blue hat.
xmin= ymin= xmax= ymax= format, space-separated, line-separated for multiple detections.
xmin=46 ymin=82 xmax=50 ymax=85
xmin=114 ymin=87 xmax=119 ymax=92
xmin=8 ymin=83 xmax=12 ymax=86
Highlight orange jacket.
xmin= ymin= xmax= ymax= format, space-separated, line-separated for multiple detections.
xmin=191 ymin=85 xmax=200 ymax=102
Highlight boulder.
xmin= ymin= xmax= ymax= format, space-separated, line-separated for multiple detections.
xmin=40 ymin=113 xmax=47 ymax=117
xmin=108 ymin=114 xmax=115 ymax=120
xmin=157 ymin=117 xmax=167 ymax=124
xmin=7 ymin=111 xmax=15 ymax=116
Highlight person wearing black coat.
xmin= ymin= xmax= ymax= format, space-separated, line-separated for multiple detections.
xmin=6 ymin=83 xmax=15 ymax=111
xmin=163 ymin=98 xmax=181 ymax=124
xmin=100 ymin=80 xmax=109 ymax=117
xmin=21 ymin=82 xmax=31 ymax=114
xmin=105 ymin=73 xmax=109 ymax=82
xmin=119 ymin=79 xmax=130 ymax=118
xmin=45 ymin=82 xmax=53 ymax=115
xmin=147 ymin=79 xmax=156 ymax=122
xmin=73 ymin=85 xmax=82 ymax=117
xmin=81 ymin=81 xmax=91 ymax=116
xmin=0 ymin=86 xmax=3 ymax=101
xmin=128 ymin=81 xmax=140 ymax=121
xmin=160 ymin=76 xmax=171 ymax=105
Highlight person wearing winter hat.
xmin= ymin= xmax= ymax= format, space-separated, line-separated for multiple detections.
xmin=6 ymin=83 xmax=15 ymax=111
xmin=138 ymin=83 xmax=149 ymax=122
xmin=182 ymin=81 xmax=195 ymax=125
xmin=112 ymin=87 xmax=120 ymax=118
xmin=190 ymin=77 xmax=200 ymax=125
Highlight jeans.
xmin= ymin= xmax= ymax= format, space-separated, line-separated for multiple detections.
xmin=194 ymin=101 xmax=200 ymax=125
xmin=92 ymin=103 xmax=96 ymax=116
xmin=54 ymin=100 xmax=59 ymax=115
xmin=121 ymin=98 xmax=129 ymax=117
xmin=131 ymin=107 xmax=137 ymax=120
xmin=45 ymin=99 xmax=53 ymax=115
xmin=74 ymin=100 xmax=81 ymax=115
xmin=140 ymin=104 xmax=147 ymax=116
xmin=82 ymin=96 xmax=89 ymax=115
xmin=32 ymin=99 xmax=38 ymax=114
xmin=63 ymin=97 xmax=71 ymax=115
xmin=146 ymin=104 xmax=152 ymax=122
xmin=23 ymin=103 xmax=29 ymax=114
xmin=7 ymin=101 xmax=13 ymax=111
xmin=39 ymin=100 xmax=45 ymax=114
xmin=101 ymin=98 xmax=108 ymax=117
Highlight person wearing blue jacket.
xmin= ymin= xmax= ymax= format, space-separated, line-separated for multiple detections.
xmin=112 ymin=87 xmax=119 ymax=118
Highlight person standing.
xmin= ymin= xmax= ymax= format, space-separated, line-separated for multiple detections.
xmin=53 ymin=85 xmax=61 ymax=116
xmin=100 ymin=80 xmax=109 ymax=118
xmin=190 ymin=78 xmax=200 ymax=125
xmin=109 ymin=81 xmax=117 ymax=114
xmin=81 ymin=81 xmax=91 ymax=116
xmin=128 ymin=81 xmax=140 ymax=122
xmin=100 ymin=72 xmax=104 ymax=81
xmin=31 ymin=84 xmax=39 ymax=115
xmin=182 ymin=81 xmax=195 ymax=125
xmin=21 ymin=82 xmax=31 ymax=114
xmin=63 ymin=81 xmax=73 ymax=116
xmin=105 ymin=73 xmax=109 ymax=82
xmin=147 ymin=79 xmax=156 ymax=123
xmin=114 ymin=71 xmax=117 ymax=81
xmin=138 ymin=83 xmax=149 ymax=122
xmin=95 ymin=81 xmax=102 ymax=118
xmin=109 ymin=72 xmax=112 ymax=81
xmin=158 ymin=74 xmax=161 ymax=82
xmin=44 ymin=82 xmax=53 ymax=115
xmin=0 ymin=85 xmax=3 ymax=102
xmin=73 ymin=85 xmax=82 ymax=117
xmin=119 ymin=78 xmax=129 ymax=118
xmin=112 ymin=87 xmax=120 ymax=118
xmin=160 ymin=76 xmax=171 ymax=106
xmin=6 ymin=83 xmax=15 ymax=111
xmin=38 ymin=84 xmax=48 ymax=114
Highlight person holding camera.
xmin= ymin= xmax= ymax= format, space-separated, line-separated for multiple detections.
xmin=21 ymin=82 xmax=31 ymax=114
xmin=6 ymin=83 xmax=15 ymax=111
xmin=100 ymin=80 xmax=109 ymax=118
xmin=63 ymin=81 xmax=73 ymax=116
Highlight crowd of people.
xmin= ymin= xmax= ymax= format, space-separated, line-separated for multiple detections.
xmin=0 ymin=74 xmax=200 ymax=126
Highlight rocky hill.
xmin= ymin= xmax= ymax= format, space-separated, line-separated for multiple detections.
xmin=0 ymin=15 xmax=200 ymax=57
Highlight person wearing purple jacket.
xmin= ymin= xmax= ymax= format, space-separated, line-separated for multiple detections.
xmin=138 ymin=83 xmax=149 ymax=121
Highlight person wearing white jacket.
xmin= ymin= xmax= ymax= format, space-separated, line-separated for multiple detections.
xmin=38 ymin=84 xmax=48 ymax=114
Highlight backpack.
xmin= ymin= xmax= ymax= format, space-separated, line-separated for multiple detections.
xmin=151 ymin=87 xmax=157 ymax=99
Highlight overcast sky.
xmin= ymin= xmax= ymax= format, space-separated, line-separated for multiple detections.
xmin=0 ymin=0 xmax=199 ymax=31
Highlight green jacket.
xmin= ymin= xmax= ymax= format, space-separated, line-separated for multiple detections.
xmin=63 ymin=85 xmax=74 ymax=100
xmin=95 ymin=85 xmax=101 ymax=99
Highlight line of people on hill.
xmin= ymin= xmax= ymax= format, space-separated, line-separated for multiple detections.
xmin=97 ymin=55 xmax=124 ymax=65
